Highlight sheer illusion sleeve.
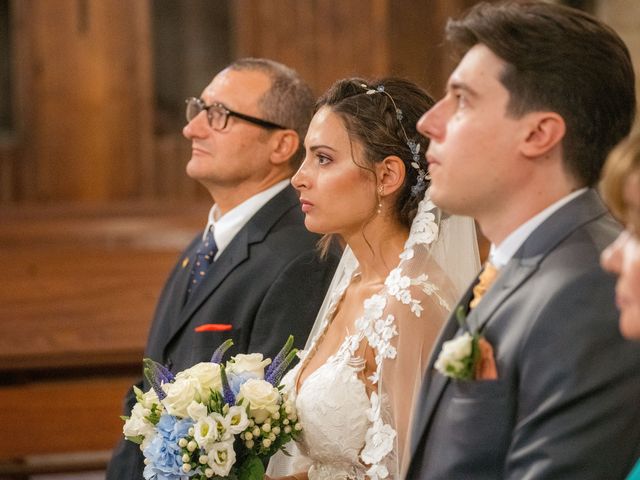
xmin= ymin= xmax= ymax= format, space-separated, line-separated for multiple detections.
xmin=357 ymin=197 xmax=477 ymax=479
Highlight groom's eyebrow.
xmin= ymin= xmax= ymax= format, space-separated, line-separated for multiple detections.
xmin=448 ymin=80 xmax=479 ymax=98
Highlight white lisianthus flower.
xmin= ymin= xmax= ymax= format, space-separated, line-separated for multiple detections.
xmin=434 ymin=332 xmax=473 ymax=378
xmin=194 ymin=415 xmax=220 ymax=451
xmin=162 ymin=376 xmax=200 ymax=418
xmin=177 ymin=362 xmax=222 ymax=399
xmin=210 ymin=412 xmax=232 ymax=442
xmin=226 ymin=405 xmax=250 ymax=434
xmin=207 ymin=440 xmax=236 ymax=477
xmin=226 ymin=353 xmax=271 ymax=379
xmin=237 ymin=378 xmax=281 ymax=423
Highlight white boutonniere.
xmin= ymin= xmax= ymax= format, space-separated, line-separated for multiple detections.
xmin=434 ymin=306 xmax=497 ymax=381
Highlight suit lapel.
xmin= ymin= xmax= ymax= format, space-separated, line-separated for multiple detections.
xmin=162 ymin=186 xmax=299 ymax=349
xmin=411 ymin=189 xmax=609 ymax=457
xmin=410 ymin=286 xmax=474 ymax=458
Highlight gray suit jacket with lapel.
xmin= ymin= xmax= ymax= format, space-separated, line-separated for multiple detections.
xmin=407 ymin=190 xmax=640 ymax=480
xmin=106 ymin=185 xmax=339 ymax=479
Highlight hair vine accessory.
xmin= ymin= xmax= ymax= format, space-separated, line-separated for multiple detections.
xmin=361 ymin=83 xmax=429 ymax=197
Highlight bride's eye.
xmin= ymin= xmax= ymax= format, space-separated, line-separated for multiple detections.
xmin=317 ymin=153 xmax=332 ymax=165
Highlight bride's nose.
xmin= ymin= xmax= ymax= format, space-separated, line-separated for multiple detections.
xmin=292 ymin=158 xmax=310 ymax=191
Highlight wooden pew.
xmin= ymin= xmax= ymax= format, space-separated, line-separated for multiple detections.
xmin=0 ymin=201 xmax=209 ymax=476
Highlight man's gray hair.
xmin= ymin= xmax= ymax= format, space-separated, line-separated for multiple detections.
xmin=229 ymin=58 xmax=314 ymax=168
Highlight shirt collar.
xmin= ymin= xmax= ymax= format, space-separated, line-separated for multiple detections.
xmin=489 ymin=188 xmax=588 ymax=268
xmin=204 ymin=179 xmax=290 ymax=258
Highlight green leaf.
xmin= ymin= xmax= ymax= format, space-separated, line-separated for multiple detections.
xmin=456 ymin=305 xmax=467 ymax=329
xmin=237 ymin=455 xmax=265 ymax=480
xmin=125 ymin=435 xmax=144 ymax=445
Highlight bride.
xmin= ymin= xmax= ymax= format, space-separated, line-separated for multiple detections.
xmin=267 ymin=77 xmax=479 ymax=479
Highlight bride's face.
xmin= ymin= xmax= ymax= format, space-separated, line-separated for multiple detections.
xmin=292 ymin=106 xmax=378 ymax=236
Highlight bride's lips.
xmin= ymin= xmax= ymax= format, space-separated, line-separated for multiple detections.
xmin=300 ymin=198 xmax=314 ymax=213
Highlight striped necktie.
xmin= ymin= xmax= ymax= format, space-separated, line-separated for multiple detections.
xmin=186 ymin=228 xmax=217 ymax=299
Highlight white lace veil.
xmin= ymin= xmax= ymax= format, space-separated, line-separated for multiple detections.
xmin=268 ymin=190 xmax=480 ymax=479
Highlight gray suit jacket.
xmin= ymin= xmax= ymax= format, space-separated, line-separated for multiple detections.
xmin=106 ymin=185 xmax=339 ymax=479
xmin=407 ymin=190 xmax=640 ymax=479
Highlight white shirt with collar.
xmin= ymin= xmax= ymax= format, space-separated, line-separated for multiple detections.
xmin=489 ymin=188 xmax=588 ymax=269
xmin=203 ymin=179 xmax=290 ymax=260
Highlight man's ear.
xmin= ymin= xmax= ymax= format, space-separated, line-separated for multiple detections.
xmin=520 ymin=112 xmax=566 ymax=158
xmin=269 ymin=130 xmax=299 ymax=166
xmin=376 ymin=155 xmax=406 ymax=196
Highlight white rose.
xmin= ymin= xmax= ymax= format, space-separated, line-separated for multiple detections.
xmin=177 ymin=362 xmax=222 ymax=399
xmin=226 ymin=353 xmax=271 ymax=379
xmin=187 ymin=400 xmax=208 ymax=421
xmin=162 ymin=376 xmax=200 ymax=418
xmin=238 ymin=379 xmax=281 ymax=423
xmin=434 ymin=332 xmax=473 ymax=376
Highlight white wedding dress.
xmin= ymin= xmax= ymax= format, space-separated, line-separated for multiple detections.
xmin=268 ymin=194 xmax=480 ymax=480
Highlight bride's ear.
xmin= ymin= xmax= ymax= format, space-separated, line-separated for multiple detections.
xmin=376 ymin=155 xmax=406 ymax=197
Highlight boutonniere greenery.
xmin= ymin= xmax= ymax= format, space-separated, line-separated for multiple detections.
xmin=434 ymin=306 xmax=482 ymax=380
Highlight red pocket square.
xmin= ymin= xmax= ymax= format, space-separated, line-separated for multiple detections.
xmin=194 ymin=323 xmax=233 ymax=332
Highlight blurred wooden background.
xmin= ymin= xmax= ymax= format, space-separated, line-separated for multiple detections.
xmin=0 ymin=0 xmax=636 ymax=477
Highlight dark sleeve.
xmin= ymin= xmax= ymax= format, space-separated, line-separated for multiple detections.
xmin=248 ymin=249 xmax=339 ymax=360
xmin=505 ymin=266 xmax=640 ymax=479
xmin=105 ymin=381 xmax=145 ymax=480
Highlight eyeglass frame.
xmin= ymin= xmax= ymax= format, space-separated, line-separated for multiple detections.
xmin=185 ymin=97 xmax=287 ymax=131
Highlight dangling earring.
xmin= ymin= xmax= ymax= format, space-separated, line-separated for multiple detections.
xmin=377 ymin=185 xmax=384 ymax=214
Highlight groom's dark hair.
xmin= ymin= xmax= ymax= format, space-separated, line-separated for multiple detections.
xmin=446 ymin=0 xmax=636 ymax=187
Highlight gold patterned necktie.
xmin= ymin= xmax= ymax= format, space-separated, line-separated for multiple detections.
xmin=469 ymin=262 xmax=499 ymax=309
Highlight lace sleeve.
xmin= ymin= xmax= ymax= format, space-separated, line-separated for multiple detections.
xmin=358 ymin=196 xmax=478 ymax=479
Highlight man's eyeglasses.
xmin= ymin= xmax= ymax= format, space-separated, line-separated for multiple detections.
xmin=185 ymin=97 xmax=286 ymax=131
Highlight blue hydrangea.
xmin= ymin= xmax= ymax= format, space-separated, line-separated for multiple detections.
xmin=227 ymin=371 xmax=259 ymax=397
xmin=142 ymin=414 xmax=196 ymax=480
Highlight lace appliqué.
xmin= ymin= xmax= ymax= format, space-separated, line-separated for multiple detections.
xmin=293 ymin=195 xmax=448 ymax=480
xmin=354 ymin=196 xmax=447 ymax=479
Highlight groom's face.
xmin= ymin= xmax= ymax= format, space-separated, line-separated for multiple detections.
xmin=417 ymin=44 xmax=526 ymax=224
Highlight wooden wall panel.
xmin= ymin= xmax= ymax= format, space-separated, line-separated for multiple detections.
xmin=230 ymin=0 xmax=479 ymax=96
xmin=13 ymin=0 xmax=153 ymax=202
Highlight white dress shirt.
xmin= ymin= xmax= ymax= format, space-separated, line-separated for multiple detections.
xmin=489 ymin=188 xmax=588 ymax=268
xmin=203 ymin=179 xmax=290 ymax=260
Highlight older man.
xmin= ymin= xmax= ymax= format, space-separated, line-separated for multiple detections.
xmin=107 ymin=58 xmax=339 ymax=479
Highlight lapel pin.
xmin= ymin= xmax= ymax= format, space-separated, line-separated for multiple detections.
xmin=182 ymin=257 xmax=189 ymax=268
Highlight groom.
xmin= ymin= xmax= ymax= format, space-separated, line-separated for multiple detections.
xmin=408 ymin=2 xmax=640 ymax=479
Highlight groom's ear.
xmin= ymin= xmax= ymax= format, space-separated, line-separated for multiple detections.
xmin=376 ymin=155 xmax=406 ymax=196
xmin=519 ymin=111 xmax=566 ymax=159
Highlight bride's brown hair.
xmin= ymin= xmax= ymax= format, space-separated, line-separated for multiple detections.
xmin=314 ymin=77 xmax=435 ymax=255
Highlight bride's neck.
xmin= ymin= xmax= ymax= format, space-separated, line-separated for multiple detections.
xmin=343 ymin=218 xmax=409 ymax=285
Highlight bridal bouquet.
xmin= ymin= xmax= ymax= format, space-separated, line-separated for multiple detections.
xmin=121 ymin=336 xmax=302 ymax=480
